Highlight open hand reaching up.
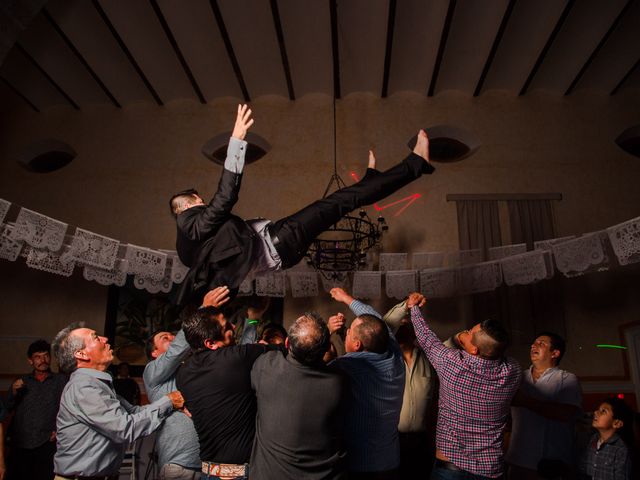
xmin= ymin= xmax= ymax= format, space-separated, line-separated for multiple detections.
xmin=231 ymin=104 xmax=254 ymax=140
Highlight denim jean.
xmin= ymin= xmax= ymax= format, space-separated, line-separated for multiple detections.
xmin=431 ymin=464 xmax=501 ymax=480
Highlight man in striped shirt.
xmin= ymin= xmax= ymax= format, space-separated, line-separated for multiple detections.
xmin=407 ymin=292 xmax=521 ymax=479
xmin=329 ymin=288 xmax=405 ymax=480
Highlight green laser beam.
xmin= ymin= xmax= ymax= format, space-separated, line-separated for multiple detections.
xmin=596 ymin=344 xmax=627 ymax=350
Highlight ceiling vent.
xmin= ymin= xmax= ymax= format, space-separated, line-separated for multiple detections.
xmin=616 ymin=126 xmax=640 ymax=158
xmin=17 ymin=139 xmax=76 ymax=173
xmin=408 ymin=125 xmax=480 ymax=162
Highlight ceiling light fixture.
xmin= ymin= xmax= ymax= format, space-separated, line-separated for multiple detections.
xmin=306 ymin=98 xmax=386 ymax=280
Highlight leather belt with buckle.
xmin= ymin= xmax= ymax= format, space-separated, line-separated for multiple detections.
xmin=56 ymin=475 xmax=109 ymax=480
xmin=201 ymin=461 xmax=249 ymax=479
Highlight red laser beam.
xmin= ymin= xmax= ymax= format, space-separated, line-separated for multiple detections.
xmin=350 ymin=171 xmax=423 ymax=217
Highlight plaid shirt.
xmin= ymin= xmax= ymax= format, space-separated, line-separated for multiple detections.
xmin=410 ymin=306 xmax=521 ymax=478
xmin=580 ymin=433 xmax=631 ymax=480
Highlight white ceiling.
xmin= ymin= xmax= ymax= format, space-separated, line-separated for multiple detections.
xmin=1 ymin=0 xmax=639 ymax=112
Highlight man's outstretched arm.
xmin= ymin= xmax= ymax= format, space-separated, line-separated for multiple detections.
xmin=224 ymin=103 xmax=254 ymax=175
xmin=329 ymin=287 xmax=401 ymax=352
xmin=178 ymin=105 xmax=254 ymax=239
xmin=330 ymin=287 xmax=382 ymax=319
xmin=407 ymin=292 xmax=451 ymax=372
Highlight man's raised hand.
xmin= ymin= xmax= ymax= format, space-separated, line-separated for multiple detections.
xmin=406 ymin=292 xmax=426 ymax=309
xmin=202 ymin=286 xmax=231 ymax=308
xmin=231 ymin=104 xmax=254 ymax=140
xmin=167 ymin=390 xmax=185 ymax=410
xmin=327 ymin=313 xmax=346 ymax=335
xmin=330 ymin=288 xmax=354 ymax=306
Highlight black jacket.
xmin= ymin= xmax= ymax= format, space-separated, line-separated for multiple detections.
xmin=175 ymin=169 xmax=257 ymax=305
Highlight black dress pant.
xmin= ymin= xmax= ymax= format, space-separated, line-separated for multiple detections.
xmin=271 ymin=153 xmax=433 ymax=268
xmin=6 ymin=440 xmax=56 ymax=480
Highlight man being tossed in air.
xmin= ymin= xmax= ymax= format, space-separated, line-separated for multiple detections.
xmin=171 ymin=105 xmax=434 ymax=305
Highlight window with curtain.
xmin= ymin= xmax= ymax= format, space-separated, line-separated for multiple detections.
xmin=449 ymin=193 xmax=564 ymax=346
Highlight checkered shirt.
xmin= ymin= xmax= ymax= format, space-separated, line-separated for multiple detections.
xmin=410 ymin=306 xmax=521 ymax=478
xmin=580 ymin=433 xmax=631 ymax=480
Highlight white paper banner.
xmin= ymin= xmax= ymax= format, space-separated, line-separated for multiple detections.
xmin=420 ymin=267 xmax=457 ymax=298
xmin=65 ymin=228 xmax=119 ymax=269
xmin=352 ymin=271 xmax=382 ymax=299
xmin=320 ymin=272 xmax=350 ymax=293
xmin=26 ymin=246 xmax=75 ymax=277
xmin=534 ymin=236 xmax=575 ymax=252
xmin=0 ymin=224 xmax=24 ymax=261
xmin=457 ymin=261 xmax=503 ymax=295
xmin=125 ymin=245 xmax=167 ymax=281
xmin=501 ymin=250 xmax=550 ymax=286
xmin=255 ymin=272 xmax=286 ymax=297
xmin=488 ymin=243 xmax=527 ymax=261
xmin=607 ymin=216 xmax=640 ymax=266
xmin=379 ymin=253 xmax=408 ymax=272
xmin=235 ymin=277 xmax=253 ymax=296
xmin=447 ymin=249 xmax=483 ymax=267
xmin=289 ymin=271 xmax=319 ymax=298
xmin=84 ymin=259 xmax=129 ymax=287
xmin=411 ymin=252 xmax=445 ymax=270
xmin=552 ymin=232 xmax=609 ymax=277
xmin=134 ymin=270 xmax=173 ymax=294
xmin=386 ymin=270 xmax=417 ymax=299
xmin=0 ymin=198 xmax=10 ymax=224
xmin=14 ymin=208 xmax=68 ymax=251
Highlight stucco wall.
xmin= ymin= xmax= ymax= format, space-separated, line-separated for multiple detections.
xmin=1 ymin=90 xmax=639 ymax=382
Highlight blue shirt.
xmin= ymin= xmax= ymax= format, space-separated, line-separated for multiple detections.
xmin=55 ymin=368 xmax=173 ymax=476
xmin=143 ymin=330 xmax=200 ymax=469
xmin=331 ymin=299 xmax=405 ymax=472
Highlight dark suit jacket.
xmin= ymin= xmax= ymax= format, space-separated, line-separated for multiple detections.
xmin=175 ymin=168 xmax=257 ymax=305
xmin=250 ymin=351 xmax=348 ymax=480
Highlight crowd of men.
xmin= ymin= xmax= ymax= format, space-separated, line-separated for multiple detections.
xmin=2 ymin=282 xmax=634 ymax=480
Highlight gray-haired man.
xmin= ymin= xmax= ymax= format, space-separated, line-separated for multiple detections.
xmin=52 ymin=323 xmax=184 ymax=479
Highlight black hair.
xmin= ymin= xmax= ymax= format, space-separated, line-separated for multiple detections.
xmin=602 ymin=396 xmax=635 ymax=445
xmin=145 ymin=330 xmax=165 ymax=360
xmin=169 ymin=188 xmax=199 ymax=218
xmin=183 ymin=306 xmax=225 ymax=351
xmin=259 ymin=323 xmax=288 ymax=345
xmin=473 ymin=319 xmax=509 ymax=360
xmin=27 ymin=339 xmax=50 ymax=357
xmin=536 ymin=331 xmax=567 ymax=364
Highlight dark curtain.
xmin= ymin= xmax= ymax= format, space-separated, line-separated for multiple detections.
xmin=456 ymin=200 xmax=502 ymax=253
xmin=453 ymin=198 xmax=564 ymax=347
xmin=508 ymin=200 xmax=566 ymax=345
xmin=455 ymin=200 xmax=503 ymax=328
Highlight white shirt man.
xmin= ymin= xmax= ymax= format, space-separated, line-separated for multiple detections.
xmin=506 ymin=332 xmax=582 ymax=480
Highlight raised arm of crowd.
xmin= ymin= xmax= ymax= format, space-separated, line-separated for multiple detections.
xmin=3 ymin=286 xmax=634 ymax=480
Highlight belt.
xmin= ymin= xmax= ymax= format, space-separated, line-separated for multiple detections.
xmin=434 ymin=458 xmax=462 ymax=472
xmin=267 ymin=223 xmax=281 ymax=246
xmin=201 ymin=461 xmax=249 ymax=478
